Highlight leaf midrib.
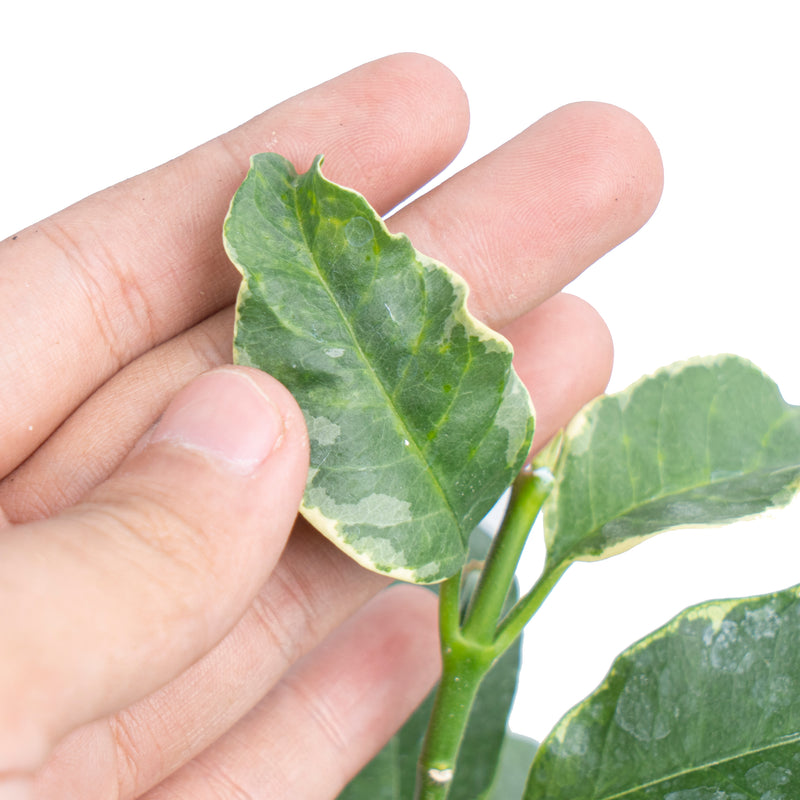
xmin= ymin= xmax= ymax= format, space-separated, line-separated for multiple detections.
xmin=292 ymin=179 xmax=462 ymax=537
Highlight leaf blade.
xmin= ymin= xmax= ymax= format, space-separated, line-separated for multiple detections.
xmin=540 ymin=355 xmax=800 ymax=570
xmin=225 ymin=153 xmax=534 ymax=582
xmin=524 ymin=584 xmax=800 ymax=800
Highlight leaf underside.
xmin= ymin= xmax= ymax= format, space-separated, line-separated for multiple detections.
xmin=539 ymin=355 xmax=800 ymax=571
xmin=225 ymin=153 xmax=534 ymax=583
xmin=525 ymin=583 xmax=800 ymax=800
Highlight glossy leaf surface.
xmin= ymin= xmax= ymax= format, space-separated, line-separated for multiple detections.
xmin=338 ymin=529 xmax=522 ymax=799
xmin=225 ymin=153 xmax=534 ymax=583
xmin=525 ymin=584 xmax=800 ymax=799
xmin=538 ymin=355 xmax=800 ymax=570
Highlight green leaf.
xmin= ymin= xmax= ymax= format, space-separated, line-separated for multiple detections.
xmin=524 ymin=584 xmax=800 ymax=800
xmin=224 ymin=153 xmax=534 ymax=583
xmin=538 ymin=355 xmax=800 ymax=570
xmin=482 ymin=733 xmax=537 ymax=800
xmin=338 ymin=528 xmax=523 ymax=799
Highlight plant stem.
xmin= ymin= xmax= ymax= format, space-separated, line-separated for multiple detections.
xmin=461 ymin=466 xmax=554 ymax=644
xmin=414 ymin=466 xmax=557 ymax=800
xmin=438 ymin=569 xmax=463 ymax=643
xmin=414 ymin=632 xmax=494 ymax=800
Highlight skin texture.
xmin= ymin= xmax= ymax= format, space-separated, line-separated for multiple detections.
xmin=0 ymin=53 xmax=663 ymax=799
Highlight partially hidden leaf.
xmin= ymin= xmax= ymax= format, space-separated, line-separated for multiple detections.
xmin=225 ymin=153 xmax=534 ymax=583
xmin=482 ymin=733 xmax=538 ymax=800
xmin=524 ymin=583 xmax=800 ymax=799
xmin=537 ymin=355 xmax=800 ymax=571
xmin=338 ymin=528 xmax=523 ymax=799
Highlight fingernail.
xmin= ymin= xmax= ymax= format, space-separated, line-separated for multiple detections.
xmin=0 ymin=777 xmax=33 ymax=800
xmin=151 ymin=369 xmax=284 ymax=474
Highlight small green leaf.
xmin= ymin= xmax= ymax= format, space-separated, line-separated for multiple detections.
xmin=225 ymin=153 xmax=534 ymax=583
xmin=539 ymin=355 xmax=800 ymax=570
xmin=338 ymin=528 xmax=523 ymax=799
xmin=524 ymin=584 xmax=800 ymax=799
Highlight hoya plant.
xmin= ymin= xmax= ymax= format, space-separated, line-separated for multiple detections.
xmin=222 ymin=153 xmax=800 ymax=799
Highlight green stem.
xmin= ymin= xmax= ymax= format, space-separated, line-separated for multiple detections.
xmin=414 ymin=467 xmax=556 ymax=800
xmin=461 ymin=467 xmax=554 ymax=644
xmin=493 ymin=559 xmax=570 ymax=654
xmin=438 ymin=570 xmax=463 ymax=645
xmin=414 ymin=632 xmax=494 ymax=800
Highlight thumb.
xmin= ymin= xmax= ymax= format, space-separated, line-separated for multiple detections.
xmin=0 ymin=367 xmax=308 ymax=779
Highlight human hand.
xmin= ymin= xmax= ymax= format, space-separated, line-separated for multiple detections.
xmin=0 ymin=54 xmax=662 ymax=799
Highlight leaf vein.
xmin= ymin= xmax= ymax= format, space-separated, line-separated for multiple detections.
xmin=291 ymin=181 xmax=461 ymax=533
xmin=598 ymin=734 xmax=800 ymax=799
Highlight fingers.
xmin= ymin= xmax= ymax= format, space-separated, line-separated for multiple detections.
xmin=502 ymin=293 xmax=614 ymax=452
xmin=141 ymin=585 xmax=441 ymax=800
xmin=0 ymin=91 xmax=645 ymax=795
xmin=3 ymin=291 xmax=612 ymax=525
xmin=1 ymin=98 xmax=660 ymax=487
xmin=31 ymin=523 xmax=390 ymax=799
xmin=389 ymin=101 xmax=663 ymax=329
xmin=0 ymin=367 xmax=309 ymax=777
xmin=0 ymin=53 xmax=469 ymax=478
xmin=8 ymin=299 xmax=612 ymax=798
xmin=3 ymin=102 xmax=658 ymax=518
xmin=0 ymin=309 xmax=235 ymax=522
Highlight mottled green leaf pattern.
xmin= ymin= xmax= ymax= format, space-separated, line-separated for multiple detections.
xmin=539 ymin=355 xmax=800 ymax=570
xmin=225 ymin=153 xmax=534 ymax=582
xmin=525 ymin=584 xmax=800 ymax=799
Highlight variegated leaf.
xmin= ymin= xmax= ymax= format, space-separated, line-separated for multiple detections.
xmin=224 ymin=154 xmax=534 ymax=582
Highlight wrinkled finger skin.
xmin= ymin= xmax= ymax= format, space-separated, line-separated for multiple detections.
xmin=0 ymin=53 xmax=470 ymax=479
xmin=0 ymin=53 xmax=663 ymax=799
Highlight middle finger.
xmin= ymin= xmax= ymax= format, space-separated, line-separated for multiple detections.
xmin=389 ymin=100 xmax=663 ymax=329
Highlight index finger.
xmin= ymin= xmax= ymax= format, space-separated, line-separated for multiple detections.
xmin=0 ymin=53 xmax=469 ymax=478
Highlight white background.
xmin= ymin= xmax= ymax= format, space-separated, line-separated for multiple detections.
xmin=3 ymin=1 xmax=799 ymax=744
